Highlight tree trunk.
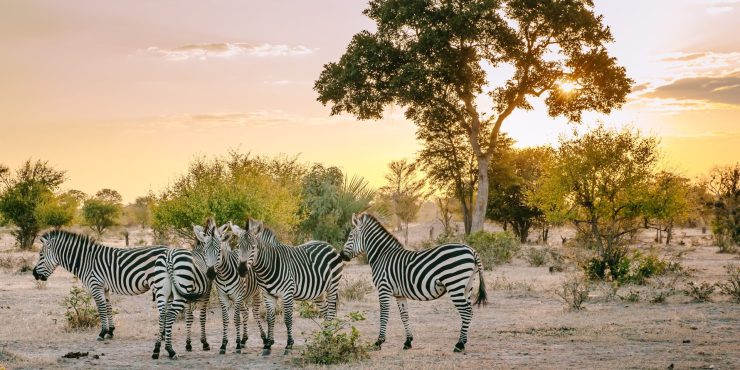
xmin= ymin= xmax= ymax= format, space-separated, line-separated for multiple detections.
xmin=404 ymin=221 xmax=409 ymax=246
xmin=471 ymin=157 xmax=490 ymax=233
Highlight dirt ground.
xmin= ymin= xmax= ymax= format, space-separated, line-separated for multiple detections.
xmin=0 ymin=225 xmax=738 ymax=369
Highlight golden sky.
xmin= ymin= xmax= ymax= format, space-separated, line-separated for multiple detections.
xmin=1 ymin=1 xmax=739 ymax=202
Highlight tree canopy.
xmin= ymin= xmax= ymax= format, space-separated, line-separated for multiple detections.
xmin=315 ymin=0 xmax=632 ymax=232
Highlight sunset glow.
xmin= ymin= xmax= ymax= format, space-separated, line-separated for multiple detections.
xmin=1 ymin=1 xmax=739 ymax=202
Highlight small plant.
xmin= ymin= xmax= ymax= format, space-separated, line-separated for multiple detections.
xmin=297 ymin=300 xmax=321 ymax=319
xmin=525 ymin=247 xmax=549 ymax=267
xmin=717 ymin=264 xmax=740 ymax=303
xmin=298 ymin=311 xmax=370 ymax=365
xmin=555 ymin=274 xmax=590 ymax=310
xmin=683 ymin=281 xmax=716 ymax=302
xmin=339 ymin=277 xmax=374 ymax=302
xmin=619 ymin=289 xmax=640 ymax=303
xmin=583 ymin=250 xmax=668 ymax=285
xmin=62 ymin=285 xmax=100 ymax=330
xmin=466 ymin=231 xmax=520 ymax=268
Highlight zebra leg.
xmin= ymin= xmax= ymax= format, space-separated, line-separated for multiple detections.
xmin=374 ymin=286 xmax=392 ymax=350
xmin=262 ymin=294 xmax=277 ymax=356
xmin=449 ymin=287 xmax=472 ymax=353
xmin=153 ymin=287 xmax=169 ymax=360
xmin=104 ymin=289 xmax=115 ymax=339
xmin=396 ymin=297 xmax=414 ymax=349
xmin=251 ymin=292 xmax=267 ymax=345
xmin=184 ymin=302 xmax=194 ymax=351
xmin=283 ymin=295 xmax=295 ymax=355
xmin=89 ymin=282 xmax=109 ymax=341
xmin=218 ymin=293 xmax=229 ymax=355
xmin=313 ymin=294 xmax=329 ymax=320
xmin=164 ymin=299 xmax=186 ymax=359
xmin=326 ymin=286 xmax=340 ymax=321
xmin=240 ymin=301 xmax=249 ymax=347
xmin=199 ymin=298 xmax=210 ymax=351
xmin=234 ymin=296 xmax=244 ymax=354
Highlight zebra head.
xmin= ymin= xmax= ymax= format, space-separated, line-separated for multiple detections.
xmin=341 ymin=213 xmax=366 ymax=261
xmin=193 ymin=218 xmax=228 ymax=280
xmin=33 ymin=230 xmax=61 ymax=281
xmin=230 ymin=219 xmax=263 ymax=277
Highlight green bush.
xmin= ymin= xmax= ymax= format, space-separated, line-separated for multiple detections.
xmin=583 ymin=250 xmax=668 ymax=285
xmin=683 ymin=281 xmax=716 ymax=302
xmin=718 ymin=264 xmax=740 ymax=303
xmin=63 ymin=285 xmax=100 ymax=330
xmin=525 ymin=247 xmax=549 ymax=267
xmin=298 ymin=311 xmax=370 ymax=365
xmin=466 ymin=231 xmax=520 ymax=269
xmin=297 ymin=300 xmax=321 ymax=319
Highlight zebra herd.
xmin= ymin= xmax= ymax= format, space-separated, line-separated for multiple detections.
xmin=31 ymin=213 xmax=487 ymax=360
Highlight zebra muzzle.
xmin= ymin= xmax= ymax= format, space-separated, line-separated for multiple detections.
xmin=340 ymin=252 xmax=352 ymax=262
xmin=206 ymin=267 xmax=216 ymax=280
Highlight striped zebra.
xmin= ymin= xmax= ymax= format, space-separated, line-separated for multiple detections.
xmin=230 ymin=219 xmax=344 ymax=355
xmin=340 ymin=213 xmax=487 ymax=352
xmin=206 ymin=230 xmax=267 ymax=355
xmin=150 ymin=219 xmax=223 ymax=359
xmin=32 ymin=230 xmax=168 ymax=341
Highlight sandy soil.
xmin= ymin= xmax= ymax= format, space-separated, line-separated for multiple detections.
xmin=0 ymin=225 xmax=738 ymax=369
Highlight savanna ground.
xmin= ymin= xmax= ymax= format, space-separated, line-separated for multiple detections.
xmin=0 ymin=223 xmax=738 ymax=370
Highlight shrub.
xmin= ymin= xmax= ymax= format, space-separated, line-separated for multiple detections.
xmin=525 ymin=247 xmax=549 ymax=267
xmin=417 ymin=232 xmax=462 ymax=250
xmin=339 ymin=277 xmax=374 ymax=302
xmin=583 ymin=250 xmax=667 ymax=285
xmin=297 ymin=300 xmax=321 ymax=319
xmin=466 ymin=231 xmax=520 ymax=268
xmin=718 ymin=264 xmax=740 ymax=303
xmin=298 ymin=311 xmax=370 ymax=365
xmin=683 ymin=281 xmax=716 ymax=302
xmin=63 ymin=285 xmax=100 ymax=330
xmin=619 ymin=289 xmax=640 ymax=303
xmin=555 ymin=274 xmax=590 ymax=310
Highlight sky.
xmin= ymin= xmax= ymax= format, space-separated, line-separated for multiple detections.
xmin=1 ymin=0 xmax=738 ymax=202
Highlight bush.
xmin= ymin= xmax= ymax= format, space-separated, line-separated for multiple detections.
xmin=525 ymin=247 xmax=549 ymax=267
xmin=683 ymin=281 xmax=716 ymax=302
xmin=555 ymin=274 xmax=590 ymax=310
xmin=339 ymin=277 xmax=374 ymax=302
xmin=298 ymin=311 xmax=370 ymax=365
xmin=417 ymin=232 xmax=462 ymax=250
xmin=583 ymin=250 xmax=667 ymax=285
xmin=297 ymin=300 xmax=321 ymax=319
xmin=63 ymin=285 xmax=100 ymax=330
xmin=718 ymin=264 xmax=740 ymax=303
xmin=466 ymin=231 xmax=520 ymax=268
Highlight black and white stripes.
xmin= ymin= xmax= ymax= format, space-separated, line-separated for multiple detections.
xmin=340 ymin=213 xmax=487 ymax=352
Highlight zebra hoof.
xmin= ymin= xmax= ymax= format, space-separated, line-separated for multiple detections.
xmin=283 ymin=349 xmax=291 ymax=356
xmin=152 ymin=353 xmax=159 ymax=360
xmin=261 ymin=348 xmax=271 ymax=356
xmin=453 ymin=342 xmax=465 ymax=353
xmin=97 ymin=336 xmax=105 ymax=341
xmin=403 ymin=343 xmax=412 ymax=350
xmin=202 ymin=343 xmax=210 ymax=351
xmin=241 ymin=338 xmax=247 ymax=346
xmin=166 ymin=349 xmax=178 ymax=359
xmin=219 ymin=349 xmax=226 ymax=355
xmin=185 ymin=342 xmax=192 ymax=352
xmin=236 ymin=348 xmax=242 ymax=354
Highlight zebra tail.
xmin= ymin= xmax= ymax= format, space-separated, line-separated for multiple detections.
xmin=167 ymin=251 xmax=206 ymax=301
xmin=473 ymin=250 xmax=488 ymax=308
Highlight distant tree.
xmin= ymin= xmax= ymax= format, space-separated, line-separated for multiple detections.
xmin=298 ymin=164 xmax=375 ymax=246
xmin=532 ymin=126 xmax=658 ymax=280
xmin=436 ymin=197 xmax=455 ymax=236
xmin=153 ymin=152 xmax=303 ymax=240
xmin=488 ymin=146 xmax=555 ymax=243
xmin=0 ymin=160 xmax=66 ymax=249
xmin=377 ymin=160 xmax=425 ymax=245
xmin=82 ymin=189 xmax=123 ymax=236
xmin=704 ymin=163 xmax=740 ymax=251
xmin=35 ymin=192 xmax=79 ymax=230
xmin=315 ymin=0 xmax=632 ymax=233
xmin=643 ymin=172 xmax=691 ymax=245
xmin=122 ymin=195 xmax=155 ymax=228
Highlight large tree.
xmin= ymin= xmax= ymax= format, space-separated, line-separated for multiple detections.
xmin=315 ymin=0 xmax=632 ymax=232
xmin=378 ymin=160 xmax=425 ymax=245
xmin=82 ymin=189 xmax=123 ymax=236
xmin=0 ymin=160 xmax=66 ymax=249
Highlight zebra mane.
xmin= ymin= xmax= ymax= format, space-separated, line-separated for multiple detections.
xmin=40 ymin=229 xmax=98 ymax=246
xmin=361 ymin=213 xmax=405 ymax=248
xmin=259 ymin=226 xmax=280 ymax=245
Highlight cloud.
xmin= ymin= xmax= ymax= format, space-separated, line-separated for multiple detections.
xmin=144 ymin=42 xmax=315 ymax=61
xmin=644 ymin=73 xmax=740 ymax=105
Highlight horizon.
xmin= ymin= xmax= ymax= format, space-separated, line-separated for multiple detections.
xmin=2 ymin=1 xmax=739 ymax=203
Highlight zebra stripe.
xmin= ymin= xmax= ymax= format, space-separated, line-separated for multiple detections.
xmin=32 ymin=230 xmax=168 ymax=341
xmin=231 ymin=219 xmax=344 ymax=355
xmin=340 ymin=213 xmax=487 ymax=352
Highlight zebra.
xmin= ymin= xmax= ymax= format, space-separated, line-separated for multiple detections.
xmin=32 ymin=230 xmax=168 ymax=341
xmin=207 ymin=228 xmax=267 ymax=355
xmin=230 ymin=219 xmax=344 ymax=355
xmin=340 ymin=213 xmax=487 ymax=353
xmin=150 ymin=219 xmax=223 ymax=360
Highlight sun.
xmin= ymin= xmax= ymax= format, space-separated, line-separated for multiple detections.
xmin=558 ymin=80 xmax=581 ymax=93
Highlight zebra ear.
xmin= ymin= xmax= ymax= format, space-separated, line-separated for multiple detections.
xmin=351 ymin=213 xmax=359 ymax=226
xmin=229 ymin=221 xmax=243 ymax=236
xmin=217 ymin=223 xmax=229 ymax=238
xmin=193 ymin=224 xmax=206 ymax=243
xmin=248 ymin=218 xmax=263 ymax=235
